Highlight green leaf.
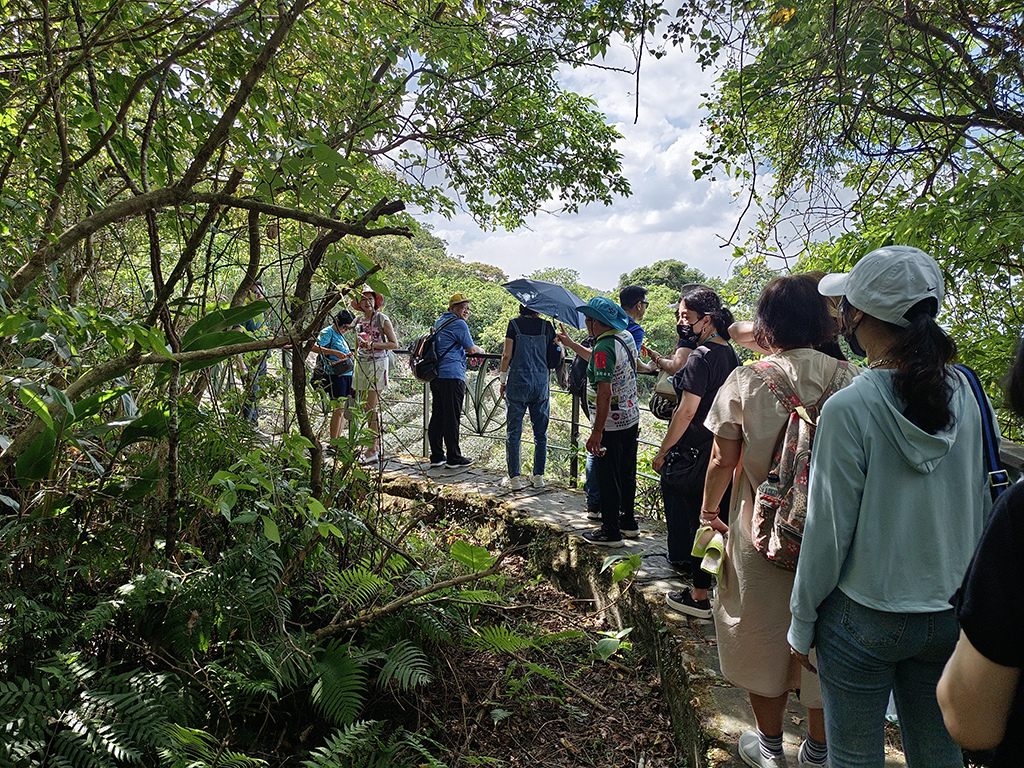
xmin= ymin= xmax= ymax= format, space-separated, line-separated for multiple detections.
xmin=262 ymin=515 xmax=281 ymax=543
xmin=19 ymin=388 xmax=53 ymax=429
xmin=46 ymin=385 xmax=74 ymax=421
xmin=181 ymin=329 xmax=254 ymax=353
xmin=450 ymin=540 xmax=494 ymax=570
xmin=0 ymin=312 xmax=27 ymax=336
xmin=307 ymin=497 xmax=328 ymax=521
xmin=16 ymin=427 xmax=56 ymax=485
xmin=491 ymin=708 xmax=513 ymax=724
xmin=594 ymin=637 xmax=621 ymax=661
xmin=116 ymin=409 xmax=169 ymax=452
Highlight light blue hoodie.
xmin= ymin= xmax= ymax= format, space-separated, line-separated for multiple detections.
xmin=788 ymin=367 xmax=995 ymax=654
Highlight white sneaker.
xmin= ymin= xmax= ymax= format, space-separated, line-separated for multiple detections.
xmin=531 ymin=475 xmax=545 ymax=488
xmin=501 ymin=476 xmax=526 ymax=491
xmin=739 ymin=730 xmax=788 ymax=768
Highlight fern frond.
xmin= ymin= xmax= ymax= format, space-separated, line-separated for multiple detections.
xmin=299 ymin=721 xmax=385 ymax=768
xmin=160 ymin=724 xmax=267 ymax=768
xmin=310 ymin=642 xmax=367 ymax=726
xmin=469 ymin=625 xmax=535 ymax=655
xmin=324 ymin=566 xmax=389 ymax=608
xmin=377 ymin=640 xmax=432 ymax=691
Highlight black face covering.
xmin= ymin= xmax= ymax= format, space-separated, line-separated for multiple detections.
xmin=677 ymin=317 xmax=704 ymax=345
xmin=843 ymin=315 xmax=867 ymax=357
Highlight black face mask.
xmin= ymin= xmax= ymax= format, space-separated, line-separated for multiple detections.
xmin=677 ymin=318 xmax=704 ymax=344
xmin=843 ymin=315 xmax=866 ymax=357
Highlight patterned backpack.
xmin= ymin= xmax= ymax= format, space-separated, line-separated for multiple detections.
xmin=751 ymin=359 xmax=851 ymax=571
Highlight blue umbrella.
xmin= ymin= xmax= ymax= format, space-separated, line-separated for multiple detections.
xmin=502 ymin=278 xmax=588 ymax=329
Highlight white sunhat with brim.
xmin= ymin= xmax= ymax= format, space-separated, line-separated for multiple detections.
xmin=817 ymin=245 xmax=944 ymax=328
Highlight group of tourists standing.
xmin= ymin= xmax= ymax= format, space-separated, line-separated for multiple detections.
xmin=301 ymin=248 xmax=1021 ymax=766
xmin=560 ymin=246 xmax=1019 ymax=768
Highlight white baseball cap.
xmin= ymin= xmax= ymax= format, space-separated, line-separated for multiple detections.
xmin=817 ymin=246 xmax=944 ymax=328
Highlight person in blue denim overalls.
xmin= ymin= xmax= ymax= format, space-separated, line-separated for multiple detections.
xmin=499 ymin=306 xmax=559 ymax=491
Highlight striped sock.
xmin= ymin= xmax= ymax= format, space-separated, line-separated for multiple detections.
xmin=799 ymin=735 xmax=828 ymax=765
xmin=758 ymin=730 xmax=784 ymax=761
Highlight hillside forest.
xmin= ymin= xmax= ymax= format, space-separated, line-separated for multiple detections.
xmin=2 ymin=0 xmax=1024 ymax=765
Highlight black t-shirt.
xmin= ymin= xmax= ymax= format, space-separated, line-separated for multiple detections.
xmin=953 ymin=480 xmax=1024 ymax=766
xmin=505 ymin=316 xmax=555 ymax=350
xmin=672 ymin=342 xmax=739 ymax=448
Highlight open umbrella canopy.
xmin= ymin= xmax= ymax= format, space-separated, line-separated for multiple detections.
xmin=502 ymin=278 xmax=589 ymax=329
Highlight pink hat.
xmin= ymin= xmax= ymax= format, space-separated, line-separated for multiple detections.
xmin=353 ymin=288 xmax=384 ymax=311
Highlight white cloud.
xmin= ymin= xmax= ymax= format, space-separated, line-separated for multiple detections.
xmin=416 ymin=40 xmax=750 ymax=291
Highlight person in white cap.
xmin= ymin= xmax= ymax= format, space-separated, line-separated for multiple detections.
xmin=787 ymin=246 xmax=996 ymax=768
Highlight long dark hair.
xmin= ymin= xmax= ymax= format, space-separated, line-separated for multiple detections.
xmin=854 ymin=298 xmax=958 ymax=434
xmin=679 ymin=286 xmax=734 ymax=341
xmin=1005 ymin=337 xmax=1024 ymax=418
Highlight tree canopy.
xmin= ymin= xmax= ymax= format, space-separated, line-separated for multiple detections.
xmin=671 ymin=0 xmax=1024 ymax=403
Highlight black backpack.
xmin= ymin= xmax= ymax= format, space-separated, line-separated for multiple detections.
xmin=566 ymin=336 xmax=595 ymax=397
xmin=409 ymin=316 xmax=460 ymax=383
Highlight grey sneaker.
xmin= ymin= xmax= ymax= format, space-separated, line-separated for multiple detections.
xmin=585 ymin=506 xmax=602 ymax=521
xmin=501 ymin=475 xmax=526 ymax=491
xmin=796 ymin=740 xmax=829 ymax=768
xmin=531 ymin=475 xmax=546 ymax=488
xmin=739 ymin=730 xmax=788 ymax=768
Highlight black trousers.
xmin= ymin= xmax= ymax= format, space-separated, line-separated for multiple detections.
xmin=595 ymin=423 xmax=639 ymax=537
xmin=428 ymin=377 xmax=466 ymax=461
xmin=661 ymin=443 xmax=730 ymax=590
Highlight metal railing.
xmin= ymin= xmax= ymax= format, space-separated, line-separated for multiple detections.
xmin=376 ymin=350 xmax=667 ymax=516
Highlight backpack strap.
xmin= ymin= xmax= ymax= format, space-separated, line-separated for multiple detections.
xmin=954 ymin=363 xmax=1010 ymax=501
xmin=610 ymin=333 xmax=637 ymax=370
xmin=751 ymin=360 xmax=810 ymax=422
xmin=434 ymin=316 xmax=462 ymax=363
xmin=815 ymin=360 xmax=852 ymax=408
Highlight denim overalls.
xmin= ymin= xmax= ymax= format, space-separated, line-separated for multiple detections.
xmin=505 ymin=320 xmax=551 ymax=478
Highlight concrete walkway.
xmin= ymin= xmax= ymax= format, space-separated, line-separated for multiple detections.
xmin=376 ymin=454 xmax=907 ymax=768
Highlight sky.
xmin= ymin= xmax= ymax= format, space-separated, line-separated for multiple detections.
xmin=417 ymin=41 xmax=752 ymax=293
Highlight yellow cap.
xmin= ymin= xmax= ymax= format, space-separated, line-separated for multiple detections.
xmin=448 ymin=292 xmax=472 ymax=308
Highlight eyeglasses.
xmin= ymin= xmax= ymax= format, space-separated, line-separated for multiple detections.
xmin=639 ymin=301 xmax=649 ymax=308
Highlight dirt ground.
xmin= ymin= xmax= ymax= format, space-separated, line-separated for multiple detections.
xmin=418 ymin=555 xmax=680 ymax=767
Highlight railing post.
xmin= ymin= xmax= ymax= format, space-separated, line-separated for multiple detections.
xmin=569 ymin=392 xmax=580 ymax=488
xmin=422 ymin=381 xmax=430 ymax=459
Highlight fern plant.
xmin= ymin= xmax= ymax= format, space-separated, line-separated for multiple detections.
xmin=301 ymin=721 xmax=451 ymax=768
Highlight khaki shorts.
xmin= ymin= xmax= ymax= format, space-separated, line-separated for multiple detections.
xmin=354 ymin=355 xmax=389 ymax=392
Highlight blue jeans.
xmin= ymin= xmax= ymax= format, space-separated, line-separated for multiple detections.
xmin=815 ymin=588 xmax=962 ymax=768
xmin=506 ymin=398 xmax=549 ymax=477
xmin=584 ymin=453 xmax=599 ymax=508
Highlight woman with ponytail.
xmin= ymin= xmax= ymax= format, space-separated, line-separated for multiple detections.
xmin=652 ymin=285 xmax=739 ymax=616
xmin=651 ymin=286 xmax=741 ymax=618
xmin=788 ymin=246 xmax=996 ymax=768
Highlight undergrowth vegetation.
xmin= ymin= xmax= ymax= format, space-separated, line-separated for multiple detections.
xmin=1 ymin=419 xmax=522 ymax=766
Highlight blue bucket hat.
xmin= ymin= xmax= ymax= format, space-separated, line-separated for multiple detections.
xmin=577 ymin=296 xmax=628 ymax=331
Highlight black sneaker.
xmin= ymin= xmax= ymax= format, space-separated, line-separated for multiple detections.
xmin=446 ymin=456 xmax=474 ymax=468
xmin=619 ymin=519 xmax=640 ymax=539
xmin=665 ymin=588 xmax=712 ymax=618
xmin=581 ymin=529 xmax=624 ymax=548
xmin=429 ymin=456 xmax=446 ymax=467
xmin=585 ymin=505 xmax=602 ymax=521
